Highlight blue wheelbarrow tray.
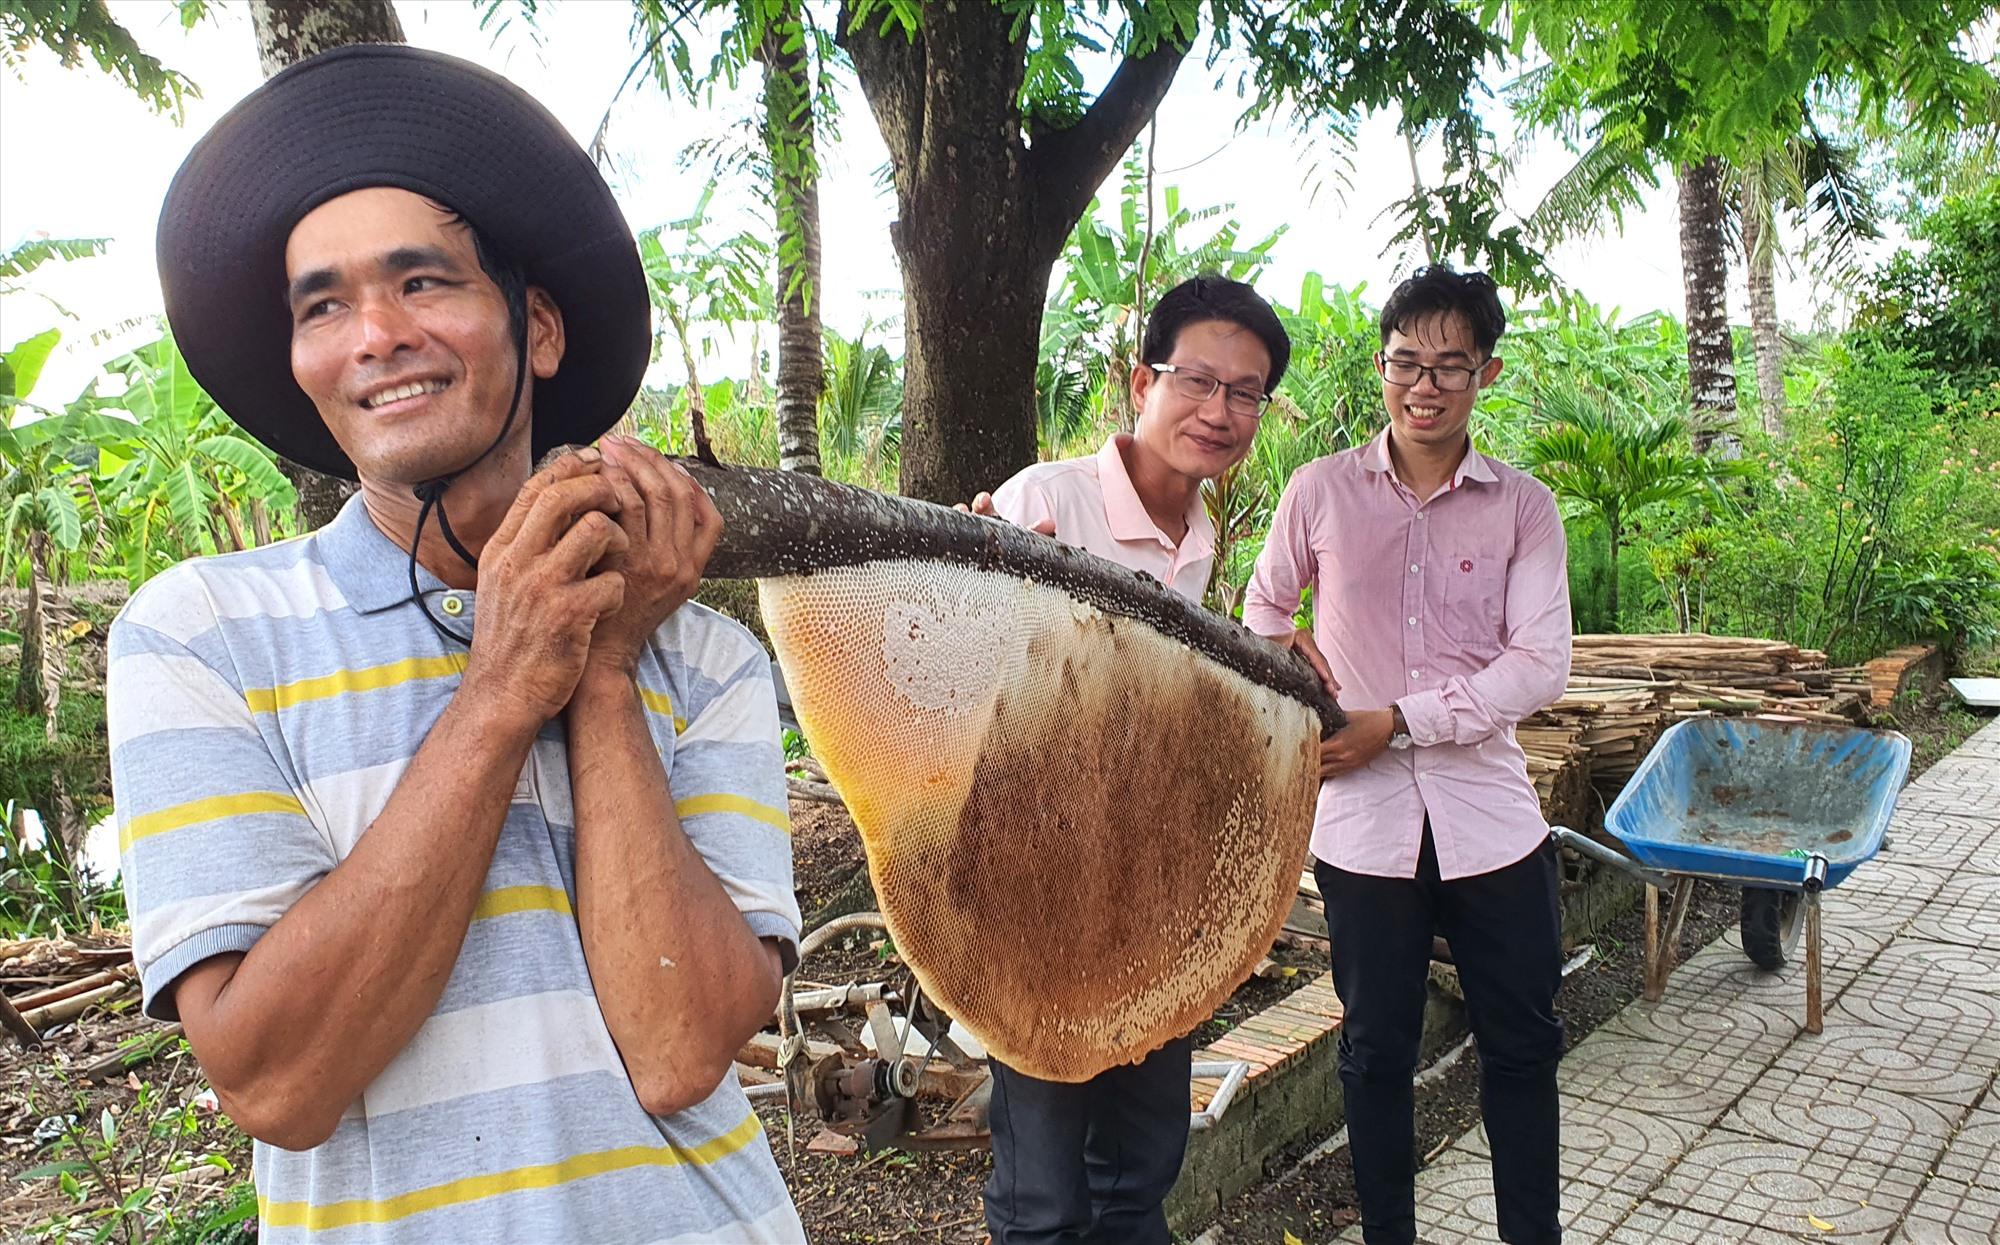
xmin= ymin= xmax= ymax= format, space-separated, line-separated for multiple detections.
xmin=1603 ymin=717 xmax=1913 ymax=891
xmin=1552 ymin=716 xmax=1911 ymax=1035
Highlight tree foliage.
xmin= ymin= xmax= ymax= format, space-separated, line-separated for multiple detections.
xmin=0 ymin=0 xmax=203 ymax=117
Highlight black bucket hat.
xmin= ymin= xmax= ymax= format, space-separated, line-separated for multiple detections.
xmin=156 ymin=44 xmax=650 ymax=481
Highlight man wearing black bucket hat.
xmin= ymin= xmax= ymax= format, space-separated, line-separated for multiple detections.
xmin=107 ymin=45 xmax=804 ymax=1242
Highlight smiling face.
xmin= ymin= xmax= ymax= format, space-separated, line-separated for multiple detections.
xmin=284 ymin=187 xmax=562 ymax=487
xmin=1378 ymin=310 xmax=1503 ymax=456
xmin=1130 ymin=318 xmax=1271 ymax=483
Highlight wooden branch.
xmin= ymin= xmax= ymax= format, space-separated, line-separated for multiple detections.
xmin=0 ymin=989 xmax=39 ymax=1048
xmin=688 ymin=461 xmax=1345 ymax=735
xmin=1028 ymin=35 xmax=1189 ymax=256
xmin=84 ymin=1024 xmax=184 ymax=1083
xmin=787 ymin=776 xmax=845 ymax=806
xmin=22 ymin=981 xmax=130 ymax=1030
xmin=8 ymin=966 xmax=134 ymax=1013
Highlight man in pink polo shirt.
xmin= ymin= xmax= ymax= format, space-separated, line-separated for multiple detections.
xmin=1244 ymin=267 xmax=1571 ymax=1245
xmin=970 ymin=276 xmax=1291 ymax=1245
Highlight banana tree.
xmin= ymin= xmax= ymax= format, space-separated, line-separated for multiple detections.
xmin=98 ymin=333 xmax=295 ymax=580
xmin=1042 ymin=154 xmax=1285 ymax=432
xmin=2 ymin=329 xmax=125 ymax=732
xmin=637 ymin=185 xmax=772 ymax=459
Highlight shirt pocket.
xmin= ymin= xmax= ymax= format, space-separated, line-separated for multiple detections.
xmin=1438 ymin=550 xmax=1509 ymax=654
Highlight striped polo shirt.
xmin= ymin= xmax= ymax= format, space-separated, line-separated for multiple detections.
xmin=108 ymin=495 xmax=805 ymax=1243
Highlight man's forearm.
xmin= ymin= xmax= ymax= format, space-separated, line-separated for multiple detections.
xmin=175 ymin=690 xmax=536 ymax=1149
xmin=566 ymin=669 xmax=779 ymax=1115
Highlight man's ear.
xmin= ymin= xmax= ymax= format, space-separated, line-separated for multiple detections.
xmin=1481 ymin=354 xmax=1504 ymax=386
xmin=526 ymin=286 xmax=565 ymax=380
xmin=1129 ymin=356 xmax=1154 ymax=410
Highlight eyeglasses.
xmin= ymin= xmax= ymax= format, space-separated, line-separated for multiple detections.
xmin=1148 ymin=364 xmax=1271 ymax=418
xmin=1375 ymin=354 xmax=1488 ymax=393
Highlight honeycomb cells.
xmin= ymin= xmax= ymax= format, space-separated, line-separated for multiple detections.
xmin=761 ymin=560 xmax=1319 ymax=1081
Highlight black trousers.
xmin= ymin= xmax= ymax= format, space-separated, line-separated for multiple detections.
xmin=1316 ymin=826 xmax=1565 ymax=1245
xmin=983 ymin=1034 xmax=1193 ymax=1245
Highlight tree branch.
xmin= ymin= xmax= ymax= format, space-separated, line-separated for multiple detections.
xmin=1027 ymin=34 xmax=1188 ymax=259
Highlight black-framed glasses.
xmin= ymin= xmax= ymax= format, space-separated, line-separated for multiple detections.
xmin=1375 ymin=353 xmax=1488 ymax=393
xmin=1149 ymin=364 xmax=1271 ymax=418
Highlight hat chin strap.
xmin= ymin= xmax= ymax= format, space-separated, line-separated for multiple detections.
xmin=407 ymin=330 xmax=531 ymax=647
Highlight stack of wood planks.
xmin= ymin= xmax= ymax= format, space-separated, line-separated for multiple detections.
xmin=1511 ymin=635 xmax=1872 ymax=836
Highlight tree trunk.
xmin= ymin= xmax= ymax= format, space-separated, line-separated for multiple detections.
xmin=250 ymin=0 xmax=405 ymax=523
xmin=1741 ymin=185 xmax=1786 ymax=437
xmin=14 ymin=533 xmax=51 ymax=733
xmin=1677 ymin=157 xmax=1736 ymax=453
xmin=1605 ymin=512 xmax=1621 ymax=632
xmin=841 ymin=1 xmax=1185 ymax=502
xmin=248 ymin=0 xmax=403 ymax=77
xmin=760 ymin=3 xmax=824 ymax=477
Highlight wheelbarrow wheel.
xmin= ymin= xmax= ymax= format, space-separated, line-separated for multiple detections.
xmin=1741 ymin=887 xmax=1804 ymax=970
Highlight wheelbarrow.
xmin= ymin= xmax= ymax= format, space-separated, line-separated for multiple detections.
xmin=1551 ymin=717 xmax=1911 ymax=1034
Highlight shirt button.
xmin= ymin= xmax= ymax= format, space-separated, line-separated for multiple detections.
xmin=1409 ymin=563 xmax=1421 ymax=574
xmin=441 ymin=594 xmax=465 ymax=617
xmin=1407 ymin=616 xmax=1418 ymax=626
xmin=1416 ymin=512 xmax=1428 ymax=520
xmin=1410 ymin=669 xmax=1422 ymax=679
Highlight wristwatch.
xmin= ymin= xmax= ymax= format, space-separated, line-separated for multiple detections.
xmin=1387 ymin=705 xmax=1413 ymax=751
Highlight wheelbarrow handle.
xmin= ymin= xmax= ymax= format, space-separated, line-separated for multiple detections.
xmin=1802 ymin=852 xmax=1829 ymax=893
xmin=1549 ymin=826 xmax=1676 ymax=890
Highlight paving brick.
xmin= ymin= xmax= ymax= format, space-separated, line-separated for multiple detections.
xmin=1861 ymin=937 xmax=2000 ymax=996
xmin=1717 ymin=1066 xmax=1958 ymax=1177
xmin=1887 ymin=812 xmax=2000 ymax=868
xmin=1456 ymin=1092 xmax=1705 ymax=1197
xmin=1648 ymin=1133 xmax=1919 ymax=1239
xmin=1382 ymin=1149 xmax=1641 ymax=1244
xmin=1829 ymin=859 xmax=1951 ymax=934
xmin=1905 ymin=875 xmax=2000 ymax=949
xmin=1609 ymin=1198 xmax=1887 ymax=1244
xmin=1602 ymin=987 xmax=1800 ymax=1065
xmin=1834 ymin=967 xmax=2000 ymax=1066
xmin=1890 ymin=1177 xmax=2000 ymax=1244
xmin=1770 ymin=1014 xmax=1996 ymax=1106
xmin=1934 ymin=1105 xmax=2000 ymax=1193
xmin=1560 ymin=1031 xmax=1759 ymax=1124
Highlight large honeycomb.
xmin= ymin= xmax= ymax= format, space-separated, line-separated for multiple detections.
xmin=761 ymin=560 xmax=1320 ymax=1082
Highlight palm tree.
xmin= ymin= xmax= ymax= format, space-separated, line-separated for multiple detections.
xmin=1676 ymin=156 xmax=1737 ymax=452
xmin=1519 ymin=380 xmax=1733 ymax=626
xmin=756 ymin=0 xmax=827 ymax=476
xmin=818 ymin=324 xmax=901 ymax=479
xmin=1728 ymin=124 xmax=1880 ymax=436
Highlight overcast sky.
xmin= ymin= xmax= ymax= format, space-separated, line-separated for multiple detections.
xmin=0 ymin=0 xmax=1905 ymax=408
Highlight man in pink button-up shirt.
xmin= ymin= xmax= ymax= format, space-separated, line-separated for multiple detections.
xmin=974 ymin=276 xmax=1290 ymax=1245
xmin=1245 ymin=267 xmax=1571 ymax=1245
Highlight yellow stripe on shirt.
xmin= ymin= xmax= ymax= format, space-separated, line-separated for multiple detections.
xmin=258 ymin=1112 xmax=766 ymax=1231
xmin=674 ymin=793 xmax=791 ymax=835
xmin=470 ymin=885 xmax=574 ymax=922
xmin=244 ymin=653 xmax=468 ymax=714
xmin=637 ymin=686 xmax=689 ymax=733
xmin=120 ymin=791 xmax=306 ymax=853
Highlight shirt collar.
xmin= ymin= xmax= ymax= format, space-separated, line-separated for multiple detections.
xmin=1364 ymin=426 xmax=1499 ymax=490
xmin=317 ymin=491 xmax=452 ymax=615
xmin=1096 ymin=434 xmax=1215 ymax=557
